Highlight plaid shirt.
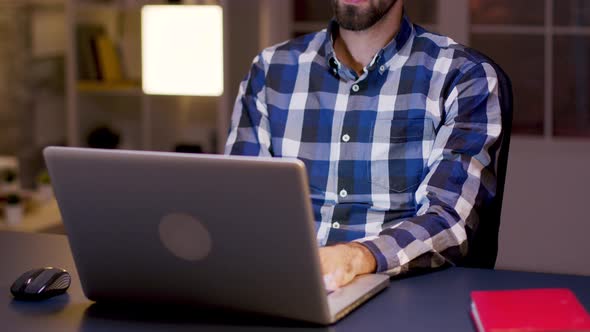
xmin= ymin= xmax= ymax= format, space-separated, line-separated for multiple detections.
xmin=225 ymin=15 xmax=502 ymax=276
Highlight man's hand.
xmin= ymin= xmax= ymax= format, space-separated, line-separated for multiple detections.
xmin=319 ymin=242 xmax=377 ymax=291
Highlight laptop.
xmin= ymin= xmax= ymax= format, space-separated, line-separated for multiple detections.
xmin=43 ymin=146 xmax=389 ymax=325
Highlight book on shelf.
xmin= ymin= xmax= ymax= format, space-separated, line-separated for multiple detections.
xmin=76 ymin=23 xmax=128 ymax=85
xmin=76 ymin=24 xmax=104 ymax=80
xmin=94 ymin=34 xmax=123 ymax=82
xmin=470 ymin=288 xmax=590 ymax=332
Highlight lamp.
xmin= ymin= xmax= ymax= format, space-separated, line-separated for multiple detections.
xmin=141 ymin=4 xmax=224 ymax=96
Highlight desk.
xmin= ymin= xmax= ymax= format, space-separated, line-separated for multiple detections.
xmin=1 ymin=231 xmax=589 ymax=332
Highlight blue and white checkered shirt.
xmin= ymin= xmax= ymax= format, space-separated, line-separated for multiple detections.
xmin=225 ymin=15 xmax=503 ymax=276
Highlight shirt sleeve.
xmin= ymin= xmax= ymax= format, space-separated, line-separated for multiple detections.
xmin=224 ymin=53 xmax=273 ymax=157
xmin=356 ymin=62 xmax=504 ymax=276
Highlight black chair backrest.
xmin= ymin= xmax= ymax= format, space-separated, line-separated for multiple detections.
xmin=462 ymin=61 xmax=514 ymax=269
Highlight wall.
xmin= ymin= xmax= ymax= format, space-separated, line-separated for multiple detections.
xmin=496 ymin=137 xmax=590 ymax=276
xmin=224 ymin=0 xmax=261 ymax=122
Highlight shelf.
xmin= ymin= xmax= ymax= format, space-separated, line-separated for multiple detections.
xmin=77 ymin=81 xmax=143 ymax=96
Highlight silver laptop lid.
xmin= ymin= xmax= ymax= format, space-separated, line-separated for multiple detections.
xmin=44 ymin=147 xmax=331 ymax=323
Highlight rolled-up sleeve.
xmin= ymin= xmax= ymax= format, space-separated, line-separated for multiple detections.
xmin=357 ymin=62 xmax=503 ymax=276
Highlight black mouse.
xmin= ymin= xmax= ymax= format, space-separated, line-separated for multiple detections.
xmin=10 ymin=267 xmax=71 ymax=301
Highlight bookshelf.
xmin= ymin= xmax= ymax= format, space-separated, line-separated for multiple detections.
xmin=65 ymin=0 xmax=231 ymax=153
xmin=77 ymin=81 xmax=143 ymax=95
xmin=65 ymin=0 xmax=155 ymax=149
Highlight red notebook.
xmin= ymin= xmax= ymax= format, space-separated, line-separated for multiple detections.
xmin=471 ymin=288 xmax=590 ymax=332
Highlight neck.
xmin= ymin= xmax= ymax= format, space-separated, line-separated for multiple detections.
xmin=334 ymin=1 xmax=404 ymax=76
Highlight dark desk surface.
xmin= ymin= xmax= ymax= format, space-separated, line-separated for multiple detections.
xmin=1 ymin=231 xmax=589 ymax=332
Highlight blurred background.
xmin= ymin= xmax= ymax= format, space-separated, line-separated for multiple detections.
xmin=0 ymin=0 xmax=588 ymax=275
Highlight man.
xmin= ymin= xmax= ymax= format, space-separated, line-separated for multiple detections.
xmin=225 ymin=0 xmax=503 ymax=290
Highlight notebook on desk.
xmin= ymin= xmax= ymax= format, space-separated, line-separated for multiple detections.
xmin=470 ymin=288 xmax=590 ymax=332
xmin=43 ymin=146 xmax=389 ymax=325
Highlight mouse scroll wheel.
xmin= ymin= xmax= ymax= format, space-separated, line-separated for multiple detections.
xmin=46 ymin=274 xmax=71 ymax=291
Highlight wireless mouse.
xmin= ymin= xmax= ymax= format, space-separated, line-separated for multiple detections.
xmin=10 ymin=267 xmax=71 ymax=301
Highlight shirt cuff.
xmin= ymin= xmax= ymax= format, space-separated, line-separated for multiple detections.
xmin=354 ymin=235 xmax=400 ymax=274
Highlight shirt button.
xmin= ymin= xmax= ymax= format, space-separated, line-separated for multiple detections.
xmin=339 ymin=189 xmax=348 ymax=198
xmin=351 ymin=84 xmax=359 ymax=92
xmin=379 ymin=65 xmax=386 ymax=73
xmin=342 ymin=134 xmax=350 ymax=142
xmin=332 ymin=221 xmax=340 ymax=229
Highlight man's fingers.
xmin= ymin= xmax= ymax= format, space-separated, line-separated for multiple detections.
xmin=323 ymin=273 xmax=338 ymax=292
xmin=323 ymin=268 xmax=354 ymax=291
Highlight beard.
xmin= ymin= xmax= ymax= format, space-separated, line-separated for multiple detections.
xmin=332 ymin=0 xmax=398 ymax=31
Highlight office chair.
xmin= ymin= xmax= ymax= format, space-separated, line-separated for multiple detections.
xmin=462 ymin=60 xmax=514 ymax=269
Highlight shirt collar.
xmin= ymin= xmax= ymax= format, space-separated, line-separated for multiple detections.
xmin=324 ymin=13 xmax=414 ymax=77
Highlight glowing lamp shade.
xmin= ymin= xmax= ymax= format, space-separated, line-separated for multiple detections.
xmin=142 ymin=5 xmax=223 ymax=96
